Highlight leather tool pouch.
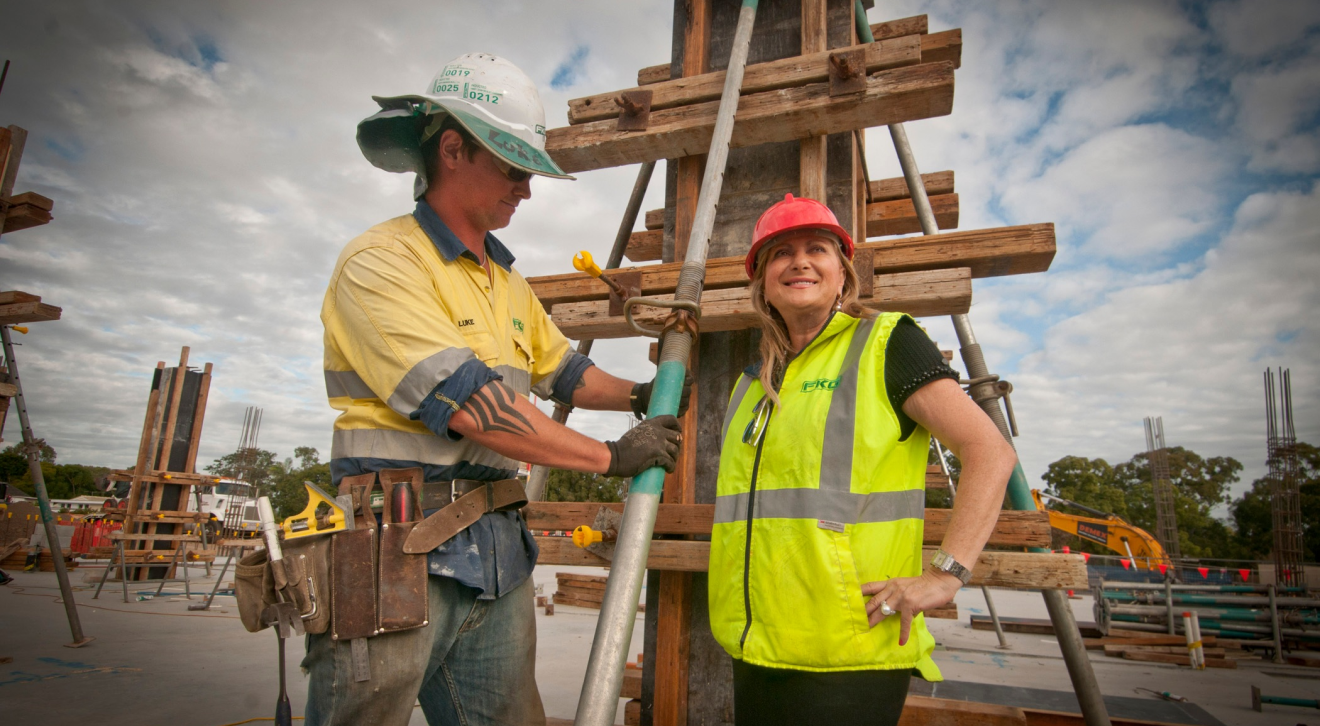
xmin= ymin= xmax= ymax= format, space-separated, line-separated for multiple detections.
xmin=236 ymin=549 xmax=275 ymax=633
xmin=376 ymin=468 xmax=429 ymax=633
xmin=281 ymin=535 xmax=332 ymax=635
xmin=332 ymin=473 xmax=379 ymax=641
xmin=234 ymin=539 xmax=331 ymax=635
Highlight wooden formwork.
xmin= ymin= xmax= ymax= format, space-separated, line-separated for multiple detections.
xmin=104 ymin=347 xmax=221 ymax=580
xmin=527 ymin=3 xmax=1067 ymax=725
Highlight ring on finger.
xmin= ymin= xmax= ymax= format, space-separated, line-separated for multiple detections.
xmin=879 ymin=600 xmax=895 ymax=617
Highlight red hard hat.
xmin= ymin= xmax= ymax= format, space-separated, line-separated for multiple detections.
xmin=745 ymin=193 xmax=854 ymax=278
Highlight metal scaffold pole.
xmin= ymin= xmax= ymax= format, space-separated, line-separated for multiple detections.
xmin=2 ymin=325 xmax=93 ymax=648
xmin=859 ymin=5 xmax=1109 ymax=723
xmin=525 ymin=159 xmax=655 ymax=503
xmin=574 ymin=2 xmax=759 ymax=724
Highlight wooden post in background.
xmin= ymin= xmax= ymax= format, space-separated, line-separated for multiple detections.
xmin=799 ymin=0 xmax=828 ymax=201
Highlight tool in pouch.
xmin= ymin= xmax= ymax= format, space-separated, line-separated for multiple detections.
xmin=281 ymin=481 xmax=349 ymax=539
xmin=257 ymin=496 xmax=305 ymax=726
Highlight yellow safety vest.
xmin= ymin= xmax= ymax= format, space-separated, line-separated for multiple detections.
xmin=708 ymin=312 xmax=942 ymax=679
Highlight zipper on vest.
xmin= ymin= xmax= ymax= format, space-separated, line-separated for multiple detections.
xmin=738 ymin=418 xmax=770 ymax=651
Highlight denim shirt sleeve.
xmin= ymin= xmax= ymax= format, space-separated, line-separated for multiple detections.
xmin=410 ymin=358 xmax=503 ymax=440
xmin=547 ymin=351 xmax=596 ymax=408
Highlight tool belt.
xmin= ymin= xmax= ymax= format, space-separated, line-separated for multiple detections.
xmin=235 ymin=468 xmax=527 ymax=639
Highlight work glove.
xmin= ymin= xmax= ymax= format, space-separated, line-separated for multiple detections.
xmin=606 ymin=415 xmax=683 ymax=478
xmin=630 ymin=372 xmax=694 ymax=419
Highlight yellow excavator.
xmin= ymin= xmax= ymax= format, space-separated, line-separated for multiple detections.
xmin=1031 ymin=489 xmax=1170 ymax=570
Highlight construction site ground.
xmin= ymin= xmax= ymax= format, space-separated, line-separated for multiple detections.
xmin=3 ymin=563 xmax=1316 ymax=726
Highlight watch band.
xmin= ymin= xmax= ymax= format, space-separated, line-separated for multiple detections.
xmin=930 ymin=548 xmax=972 ymax=585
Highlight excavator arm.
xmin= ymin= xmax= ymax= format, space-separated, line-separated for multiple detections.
xmin=1032 ymin=489 xmax=1169 ymax=569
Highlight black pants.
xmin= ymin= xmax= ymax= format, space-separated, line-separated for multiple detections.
xmin=732 ymin=659 xmax=910 ymax=726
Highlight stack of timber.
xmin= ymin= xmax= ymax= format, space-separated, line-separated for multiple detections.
xmin=1 ymin=548 xmax=77 ymax=572
xmin=0 ymin=291 xmax=62 ymax=441
xmin=554 ymin=571 xmax=606 ymax=609
xmin=1084 ymin=629 xmax=1257 ymax=669
xmin=1 ymin=125 xmax=56 ymax=236
xmin=99 ymin=347 xmax=222 ymax=579
xmin=0 ymin=500 xmax=39 ymax=546
xmin=553 ymin=571 xmax=648 ymax=612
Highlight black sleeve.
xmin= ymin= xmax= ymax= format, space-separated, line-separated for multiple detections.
xmin=885 ymin=317 xmax=959 ymax=440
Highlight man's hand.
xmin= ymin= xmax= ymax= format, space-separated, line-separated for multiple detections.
xmin=861 ymin=570 xmax=962 ymax=645
xmin=605 ymin=415 xmax=683 ymax=477
xmin=630 ymin=372 xmax=694 ymax=419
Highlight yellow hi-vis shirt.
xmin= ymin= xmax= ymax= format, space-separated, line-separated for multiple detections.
xmin=709 ymin=312 xmax=942 ymax=680
xmin=321 ymin=208 xmax=586 ymax=472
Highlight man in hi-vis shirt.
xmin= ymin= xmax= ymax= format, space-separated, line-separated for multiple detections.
xmin=311 ymin=53 xmax=688 ymax=726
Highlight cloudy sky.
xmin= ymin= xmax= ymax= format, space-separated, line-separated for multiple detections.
xmin=1 ymin=1 xmax=1316 ymax=508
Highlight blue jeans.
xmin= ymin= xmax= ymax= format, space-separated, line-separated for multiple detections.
xmin=302 ymin=574 xmax=544 ymax=726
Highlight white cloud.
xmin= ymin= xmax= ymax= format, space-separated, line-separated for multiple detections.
xmin=1002 ymin=123 xmax=1231 ymax=260
xmin=1011 ymin=182 xmax=1320 ymax=494
xmin=1229 ymin=49 xmax=1320 ymax=174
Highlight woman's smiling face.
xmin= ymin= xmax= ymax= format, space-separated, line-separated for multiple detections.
xmin=760 ymin=230 xmax=846 ymax=321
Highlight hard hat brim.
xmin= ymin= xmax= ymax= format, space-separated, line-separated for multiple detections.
xmin=358 ymin=94 xmax=575 ymax=181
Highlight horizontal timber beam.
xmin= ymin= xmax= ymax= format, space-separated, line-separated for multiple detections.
xmin=870 ymin=170 xmax=953 ymax=202
xmin=529 ymin=223 xmax=1055 ymax=308
xmin=547 ymin=61 xmax=955 ymax=173
xmin=0 ymin=300 xmax=61 ymax=325
xmin=625 ymin=229 xmax=663 ymax=262
xmin=626 ymin=176 xmax=958 ymax=262
xmin=870 ymin=15 xmax=927 ymax=40
xmin=534 ymin=538 xmax=1086 ymax=588
xmin=525 ymin=502 xmax=1050 ymax=549
xmin=629 ymin=25 xmax=958 ymax=87
xmin=867 ymin=193 xmax=958 ymax=238
xmin=550 ymin=268 xmax=970 ymax=339
xmin=569 ymin=35 xmax=923 ymax=125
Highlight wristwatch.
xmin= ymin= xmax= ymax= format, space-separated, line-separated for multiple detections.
xmin=930 ymin=549 xmax=972 ymax=585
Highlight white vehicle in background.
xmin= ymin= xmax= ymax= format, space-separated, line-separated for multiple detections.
xmin=190 ymin=479 xmax=261 ymax=535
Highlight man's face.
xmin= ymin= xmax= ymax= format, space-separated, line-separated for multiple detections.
xmin=443 ymin=133 xmax=532 ymax=232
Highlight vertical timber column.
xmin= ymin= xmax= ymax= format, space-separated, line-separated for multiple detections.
xmin=799 ymin=0 xmax=827 ymax=201
xmin=650 ymin=2 xmax=712 ymax=724
xmin=665 ymin=3 xmax=860 ymax=725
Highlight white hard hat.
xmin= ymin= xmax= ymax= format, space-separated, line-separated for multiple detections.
xmin=358 ymin=52 xmax=574 ymax=198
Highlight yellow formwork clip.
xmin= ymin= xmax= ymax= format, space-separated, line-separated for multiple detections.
xmin=573 ymin=250 xmax=604 ymax=278
xmin=572 ymin=525 xmax=603 ymax=549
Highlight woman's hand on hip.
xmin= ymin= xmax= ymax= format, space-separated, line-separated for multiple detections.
xmin=861 ymin=571 xmax=962 ymax=645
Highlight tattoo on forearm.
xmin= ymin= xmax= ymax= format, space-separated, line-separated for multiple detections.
xmin=462 ymin=381 xmax=537 ymax=436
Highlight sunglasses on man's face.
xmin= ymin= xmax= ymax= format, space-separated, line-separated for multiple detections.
xmin=491 ymin=155 xmax=532 ymax=183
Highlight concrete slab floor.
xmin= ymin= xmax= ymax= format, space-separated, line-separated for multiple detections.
xmin=1 ymin=564 xmax=641 ymax=726
xmin=2 ymin=566 xmax=1315 ymax=726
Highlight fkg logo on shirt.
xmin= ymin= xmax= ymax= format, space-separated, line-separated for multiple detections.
xmin=801 ymin=378 xmax=840 ymax=393
xmin=512 ymin=318 xmax=524 ymax=332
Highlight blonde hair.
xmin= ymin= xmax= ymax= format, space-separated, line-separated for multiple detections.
xmin=749 ymin=233 xmax=873 ymax=407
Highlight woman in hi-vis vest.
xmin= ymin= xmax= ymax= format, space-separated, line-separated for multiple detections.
xmin=708 ymin=195 xmax=1017 ymax=726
